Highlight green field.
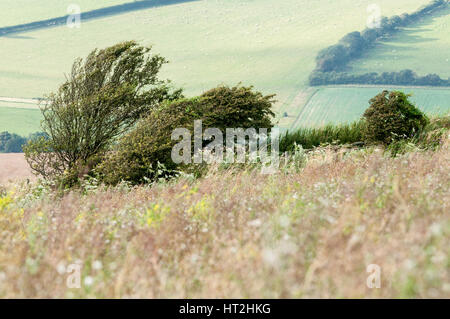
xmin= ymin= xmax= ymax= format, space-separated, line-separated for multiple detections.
xmin=348 ymin=6 xmax=450 ymax=78
xmin=291 ymin=86 xmax=450 ymax=129
xmin=0 ymin=106 xmax=42 ymax=135
xmin=3 ymin=0 xmax=449 ymax=135
xmin=0 ymin=0 xmax=429 ymax=101
xmin=0 ymin=1 xmax=130 ymax=27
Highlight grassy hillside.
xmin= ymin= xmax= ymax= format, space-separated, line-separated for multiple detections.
xmin=348 ymin=6 xmax=450 ymax=79
xmin=0 ymin=136 xmax=448 ymax=298
xmin=291 ymin=86 xmax=450 ymax=129
xmin=0 ymin=0 xmax=430 ymax=103
xmin=4 ymin=0 xmax=450 ymax=134
xmin=0 ymin=0 xmax=130 ymax=27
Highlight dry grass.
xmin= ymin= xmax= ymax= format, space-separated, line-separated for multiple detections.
xmin=0 ymin=137 xmax=449 ymax=298
xmin=0 ymin=153 xmax=35 ymax=184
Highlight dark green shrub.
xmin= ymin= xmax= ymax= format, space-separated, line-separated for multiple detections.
xmin=362 ymin=90 xmax=429 ymax=145
xmin=97 ymin=98 xmax=199 ymax=185
xmin=199 ymin=85 xmax=275 ymax=131
xmin=97 ymin=85 xmax=276 ymax=185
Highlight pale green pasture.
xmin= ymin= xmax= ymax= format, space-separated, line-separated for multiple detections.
xmin=292 ymin=86 xmax=450 ymax=129
xmin=348 ymin=7 xmax=450 ymax=78
xmin=0 ymin=0 xmax=430 ymax=107
xmin=0 ymin=106 xmax=42 ymax=135
xmin=0 ymin=1 xmax=130 ymax=27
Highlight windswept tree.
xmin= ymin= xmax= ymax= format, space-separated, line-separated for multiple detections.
xmin=24 ymin=41 xmax=182 ymax=185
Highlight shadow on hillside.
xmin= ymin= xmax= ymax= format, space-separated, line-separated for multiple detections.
xmin=407 ymin=5 xmax=450 ymax=29
xmin=0 ymin=0 xmax=199 ymax=37
xmin=377 ymin=6 xmax=450 ymax=46
xmin=344 ymin=6 xmax=450 ymax=71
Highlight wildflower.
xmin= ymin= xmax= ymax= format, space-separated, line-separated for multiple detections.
xmin=403 ymin=259 xmax=415 ymax=270
xmin=262 ymin=249 xmax=278 ymax=266
xmin=84 ymin=276 xmax=94 ymax=286
xmin=92 ymin=260 xmax=103 ymax=270
xmin=56 ymin=262 xmax=66 ymax=275
xmin=429 ymin=223 xmax=442 ymax=236
xmin=248 ymin=219 xmax=262 ymax=228
xmin=279 ymin=215 xmax=290 ymax=228
xmin=190 ymin=254 xmax=199 ymax=263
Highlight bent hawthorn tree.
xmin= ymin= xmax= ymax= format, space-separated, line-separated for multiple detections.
xmin=24 ymin=41 xmax=182 ymax=185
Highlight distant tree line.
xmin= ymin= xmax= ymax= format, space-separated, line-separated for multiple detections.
xmin=310 ymin=69 xmax=450 ymax=86
xmin=310 ymin=0 xmax=450 ymax=86
xmin=0 ymin=131 xmax=46 ymax=153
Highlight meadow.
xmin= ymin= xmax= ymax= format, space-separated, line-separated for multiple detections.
xmin=0 ymin=135 xmax=448 ymax=298
xmin=1 ymin=1 xmax=449 ymax=300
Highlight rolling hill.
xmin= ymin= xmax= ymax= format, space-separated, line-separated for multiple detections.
xmin=1 ymin=0 xmax=448 ymax=135
xmin=348 ymin=5 xmax=450 ymax=79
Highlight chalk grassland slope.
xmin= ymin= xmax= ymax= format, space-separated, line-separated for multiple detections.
xmin=0 ymin=0 xmax=430 ymax=104
xmin=292 ymin=86 xmax=450 ymax=129
xmin=0 ymin=138 xmax=448 ymax=298
xmin=0 ymin=153 xmax=34 ymax=184
xmin=0 ymin=0 xmax=130 ymax=28
xmin=0 ymin=0 xmax=198 ymax=38
xmin=348 ymin=6 xmax=450 ymax=79
xmin=0 ymin=106 xmax=41 ymax=135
